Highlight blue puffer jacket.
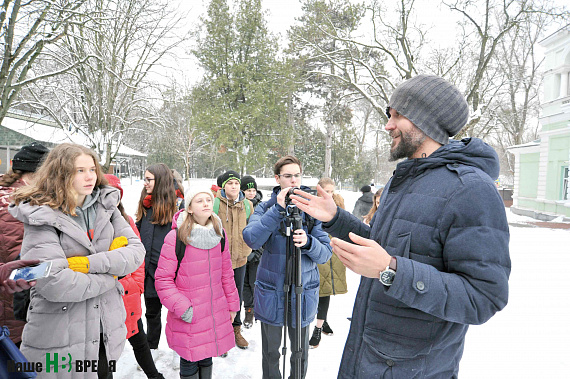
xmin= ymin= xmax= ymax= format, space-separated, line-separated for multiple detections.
xmin=242 ymin=186 xmax=332 ymax=328
xmin=325 ymin=138 xmax=511 ymax=378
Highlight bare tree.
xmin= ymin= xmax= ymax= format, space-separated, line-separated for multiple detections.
xmin=0 ymin=0 xmax=87 ymax=125
xmin=24 ymin=0 xmax=185 ymax=170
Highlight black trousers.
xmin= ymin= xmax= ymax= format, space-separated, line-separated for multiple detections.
xmin=243 ymin=260 xmax=259 ymax=309
xmin=261 ymin=322 xmax=310 ymax=379
xmin=316 ymin=296 xmax=330 ymax=320
xmin=128 ymin=318 xmax=160 ymax=377
xmin=232 ymin=265 xmax=247 ymax=327
xmin=180 ymin=357 xmax=212 ymax=376
xmin=144 ymin=296 xmax=163 ymax=349
xmin=97 ymin=333 xmax=113 ymax=379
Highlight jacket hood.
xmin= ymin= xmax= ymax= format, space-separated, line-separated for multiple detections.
xmin=413 ymin=138 xmax=500 ymax=180
xmin=171 ymin=209 xmax=222 ymax=230
xmin=250 ymin=190 xmax=263 ymax=207
xmin=359 ymin=191 xmax=374 ymax=205
xmin=8 ymin=185 xmax=120 ymax=226
xmin=219 ymin=189 xmax=245 ymax=203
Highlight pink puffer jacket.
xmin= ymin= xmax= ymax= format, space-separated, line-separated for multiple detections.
xmin=155 ymin=211 xmax=240 ymax=362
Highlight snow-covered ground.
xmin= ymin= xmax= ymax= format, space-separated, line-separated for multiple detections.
xmin=115 ymin=178 xmax=570 ymax=379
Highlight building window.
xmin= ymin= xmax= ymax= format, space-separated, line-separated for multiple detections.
xmin=562 ymin=167 xmax=568 ymax=200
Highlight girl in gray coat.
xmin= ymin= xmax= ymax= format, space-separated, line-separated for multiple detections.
xmin=9 ymin=143 xmax=145 ymax=379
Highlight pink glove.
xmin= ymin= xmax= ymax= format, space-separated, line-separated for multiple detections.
xmin=0 ymin=259 xmax=41 ymax=294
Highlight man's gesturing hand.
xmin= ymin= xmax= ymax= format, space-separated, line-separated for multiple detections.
xmin=290 ymin=185 xmax=337 ymax=223
xmin=331 ymin=233 xmax=392 ymax=279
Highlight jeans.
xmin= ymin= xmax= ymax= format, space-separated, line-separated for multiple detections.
xmin=144 ymin=296 xmax=163 ymax=349
xmin=180 ymin=357 xmax=212 ymax=376
xmin=232 ymin=265 xmax=246 ymax=327
xmin=128 ymin=318 xmax=160 ymax=377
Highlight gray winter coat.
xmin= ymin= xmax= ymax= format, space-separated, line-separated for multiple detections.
xmin=8 ymin=186 xmax=145 ymax=378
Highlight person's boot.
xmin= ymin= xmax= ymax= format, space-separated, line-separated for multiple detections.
xmin=234 ymin=325 xmax=249 ymax=349
xmin=322 ymin=320 xmax=334 ymax=336
xmin=243 ymin=308 xmax=254 ymax=329
xmin=199 ymin=364 xmax=213 ymax=379
xmin=180 ymin=373 xmax=199 ymax=379
xmin=309 ymin=326 xmax=322 ymax=348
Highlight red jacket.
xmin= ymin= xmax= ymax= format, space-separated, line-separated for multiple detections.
xmin=0 ymin=177 xmax=26 ymax=343
xmin=119 ymin=216 xmax=145 ymax=338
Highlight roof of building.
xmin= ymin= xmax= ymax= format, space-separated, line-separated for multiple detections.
xmin=1 ymin=112 xmax=146 ymax=157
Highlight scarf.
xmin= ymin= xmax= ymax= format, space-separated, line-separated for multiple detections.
xmin=142 ymin=194 xmax=152 ymax=209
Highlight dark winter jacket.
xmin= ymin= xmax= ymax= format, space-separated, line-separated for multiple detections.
xmin=242 ymin=186 xmax=332 ymax=328
xmin=136 ymin=207 xmax=172 ymax=298
xmin=247 ymin=191 xmax=264 ymax=263
xmin=324 ymin=138 xmax=511 ymax=378
xmin=0 ymin=177 xmax=26 ymax=343
xmin=351 ymin=191 xmax=374 ymax=221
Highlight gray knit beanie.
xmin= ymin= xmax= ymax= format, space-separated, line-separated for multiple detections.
xmin=387 ymin=75 xmax=469 ymax=145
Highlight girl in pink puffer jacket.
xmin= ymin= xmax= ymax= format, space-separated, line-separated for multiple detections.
xmin=155 ymin=186 xmax=240 ymax=379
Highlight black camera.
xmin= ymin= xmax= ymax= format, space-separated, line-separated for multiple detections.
xmin=285 ymin=187 xmax=316 ymax=206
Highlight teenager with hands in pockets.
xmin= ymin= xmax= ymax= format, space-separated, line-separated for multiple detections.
xmin=155 ymin=186 xmax=240 ymax=379
xmin=9 ymin=143 xmax=145 ymax=379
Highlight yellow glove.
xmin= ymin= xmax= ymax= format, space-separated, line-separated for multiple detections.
xmin=109 ymin=236 xmax=128 ymax=251
xmin=67 ymin=257 xmax=90 ymax=273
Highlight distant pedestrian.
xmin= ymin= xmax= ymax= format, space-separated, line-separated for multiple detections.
xmin=213 ymin=170 xmax=253 ymax=349
xmin=362 ymin=188 xmax=383 ymax=225
xmin=352 ymin=185 xmax=373 ymax=221
xmin=240 ymin=175 xmax=263 ymax=329
xmin=105 ymin=174 xmax=165 ymax=379
xmin=309 ymin=178 xmax=348 ymax=349
xmin=135 ymin=163 xmax=179 ymax=366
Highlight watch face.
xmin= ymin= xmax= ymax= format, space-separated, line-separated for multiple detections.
xmin=380 ymin=270 xmax=395 ymax=286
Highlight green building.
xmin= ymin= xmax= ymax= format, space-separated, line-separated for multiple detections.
xmin=508 ymin=25 xmax=570 ymax=221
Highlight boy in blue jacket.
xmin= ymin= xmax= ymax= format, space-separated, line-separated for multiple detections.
xmin=242 ymin=155 xmax=332 ymax=379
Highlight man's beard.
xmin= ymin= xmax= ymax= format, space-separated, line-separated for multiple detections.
xmin=389 ymin=127 xmax=427 ymax=161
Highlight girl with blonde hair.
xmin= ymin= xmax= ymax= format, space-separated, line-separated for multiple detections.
xmin=155 ymin=186 xmax=240 ymax=379
xmin=10 ymin=143 xmax=145 ymax=378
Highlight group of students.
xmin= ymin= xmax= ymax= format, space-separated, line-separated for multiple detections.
xmin=0 ymin=143 xmax=346 ymax=379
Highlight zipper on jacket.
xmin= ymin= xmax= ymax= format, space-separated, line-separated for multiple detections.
xmin=330 ymin=259 xmax=335 ymax=295
xmin=208 ymin=248 xmax=220 ymax=356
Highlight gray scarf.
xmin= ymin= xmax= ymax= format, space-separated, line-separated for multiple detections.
xmin=179 ymin=211 xmax=222 ymax=250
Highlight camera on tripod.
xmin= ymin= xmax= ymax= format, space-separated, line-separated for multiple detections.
xmin=285 ymin=187 xmax=317 ymax=207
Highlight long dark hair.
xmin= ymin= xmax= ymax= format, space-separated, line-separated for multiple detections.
xmin=135 ymin=163 xmax=177 ymax=225
xmin=363 ymin=188 xmax=383 ymax=225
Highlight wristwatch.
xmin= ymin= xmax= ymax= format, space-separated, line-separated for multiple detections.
xmin=379 ymin=257 xmax=397 ymax=287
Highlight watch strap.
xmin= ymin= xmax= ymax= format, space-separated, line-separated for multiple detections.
xmin=389 ymin=256 xmax=397 ymax=271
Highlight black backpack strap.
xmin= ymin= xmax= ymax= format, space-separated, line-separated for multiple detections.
xmin=305 ymin=213 xmax=315 ymax=234
xmin=221 ymin=229 xmax=226 ymax=252
xmin=174 ymin=229 xmax=186 ymax=281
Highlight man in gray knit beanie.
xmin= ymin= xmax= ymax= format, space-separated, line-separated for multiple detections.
xmin=386 ymin=74 xmax=469 ymax=161
xmin=290 ymin=75 xmax=510 ymax=378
